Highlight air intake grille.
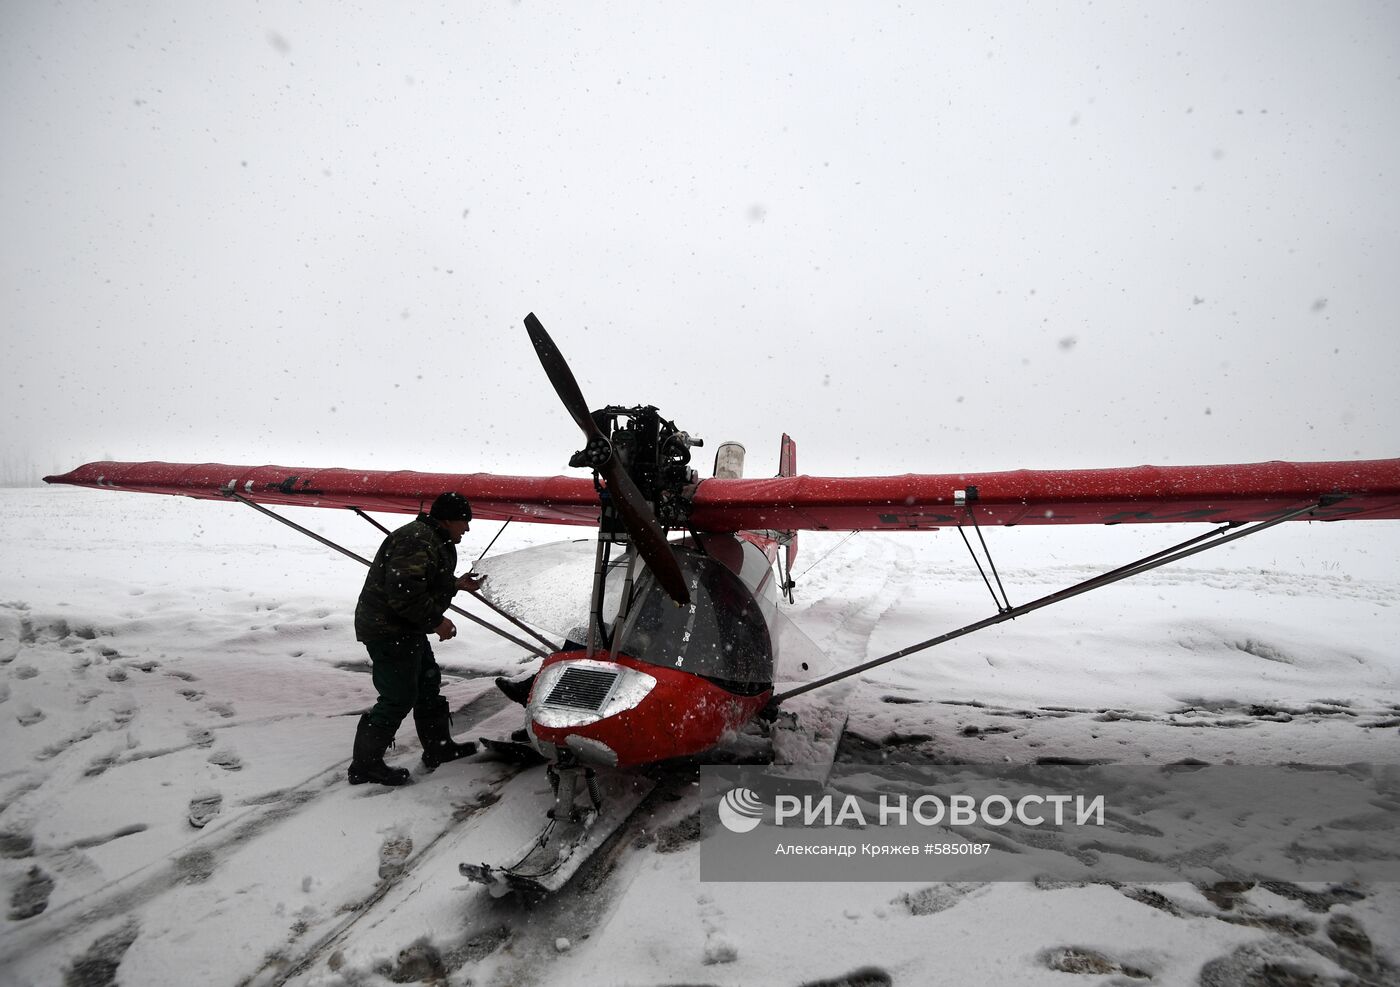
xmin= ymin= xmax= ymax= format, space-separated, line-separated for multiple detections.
xmin=544 ymin=667 xmax=619 ymax=711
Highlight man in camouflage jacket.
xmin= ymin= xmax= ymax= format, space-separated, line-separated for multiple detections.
xmin=348 ymin=492 xmax=486 ymax=786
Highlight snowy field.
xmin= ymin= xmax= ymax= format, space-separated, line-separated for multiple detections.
xmin=1 ymin=485 xmax=1398 ymax=986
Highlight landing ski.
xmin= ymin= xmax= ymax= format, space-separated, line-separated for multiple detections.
xmin=460 ymin=768 xmax=654 ymax=897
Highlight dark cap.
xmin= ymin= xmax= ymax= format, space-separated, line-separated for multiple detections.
xmin=428 ymin=492 xmax=473 ymax=523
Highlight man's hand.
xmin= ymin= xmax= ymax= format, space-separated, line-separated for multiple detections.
xmin=456 ymin=572 xmax=488 ymax=593
xmin=435 ymin=618 xmax=457 ymax=641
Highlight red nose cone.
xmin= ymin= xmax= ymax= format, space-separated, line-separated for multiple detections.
xmin=528 ymin=651 xmax=770 ymax=767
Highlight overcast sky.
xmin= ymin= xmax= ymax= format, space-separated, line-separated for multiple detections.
xmin=3 ymin=1 xmax=1398 ymax=483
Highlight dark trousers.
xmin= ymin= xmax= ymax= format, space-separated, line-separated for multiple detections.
xmin=363 ymin=635 xmax=443 ymax=732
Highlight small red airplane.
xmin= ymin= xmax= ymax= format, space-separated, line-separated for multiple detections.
xmin=46 ymin=313 xmax=1400 ymax=892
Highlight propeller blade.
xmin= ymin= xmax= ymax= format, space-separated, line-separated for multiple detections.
xmin=600 ymin=459 xmax=691 ymax=606
xmin=522 ymin=312 xmax=691 ymax=607
xmin=524 ymin=311 xmax=602 ymax=438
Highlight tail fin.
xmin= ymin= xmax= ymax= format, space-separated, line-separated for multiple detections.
xmin=778 ymin=434 xmax=798 ymax=599
xmin=778 ymin=433 xmax=797 ymax=479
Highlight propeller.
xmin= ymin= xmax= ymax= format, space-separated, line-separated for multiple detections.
xmin=523 ymin=312 xmax=691 ymax=606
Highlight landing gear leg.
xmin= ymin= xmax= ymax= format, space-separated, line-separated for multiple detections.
xmin=547 ymin=757 xmax=601 ymax=823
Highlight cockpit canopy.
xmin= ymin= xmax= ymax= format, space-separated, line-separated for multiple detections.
xmin=616 ymin=546 xmax=773 ymax=688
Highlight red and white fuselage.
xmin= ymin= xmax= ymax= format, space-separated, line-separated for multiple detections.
xmin=521 ymin=534 xmax=780 ymax=768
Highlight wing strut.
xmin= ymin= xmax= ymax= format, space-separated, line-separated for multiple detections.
xmin=228 ymin=494 xmax=557 ymax=660
xmin=769 ymin=499 xmax=1335 ymax=707
xmin=958 ymin=502 xmax=1013 ymax=613
xmin=348 ymin=508 xmax=559 ymax=654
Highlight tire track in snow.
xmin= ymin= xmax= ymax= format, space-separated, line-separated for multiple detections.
xmin=788 ymin=534 xmax=921 ymax=672
xmin=0 ymin=690 xmax=523 ymax=979
xmin=245 ymin=762 xmax=531 ymax=986
xmin=0 ymin=760 xmax=345 ymax=969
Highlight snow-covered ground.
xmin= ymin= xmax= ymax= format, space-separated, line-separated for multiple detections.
xmin=1 ymin=485 xmax=1397 ymax=986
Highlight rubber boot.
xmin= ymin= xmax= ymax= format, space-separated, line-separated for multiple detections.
xmin=415 ymin=696 xmax=477 ymax=771
xmin=495 ymin=674 xmax=537 ymax=707
xmin=348 ymin=713 xmax=412 ymax=786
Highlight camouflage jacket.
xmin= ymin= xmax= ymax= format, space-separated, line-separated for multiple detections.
xmin=354 ymin=515 xmax=458 ymax=642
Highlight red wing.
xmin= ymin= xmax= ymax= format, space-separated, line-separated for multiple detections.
xmin=44 ymin=461 xmax=600 ymax=525
xmin=45 ymin=457 xmax=1400 ymax=531
xmin=688 ymin=459 xmax=1400 ymax=531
